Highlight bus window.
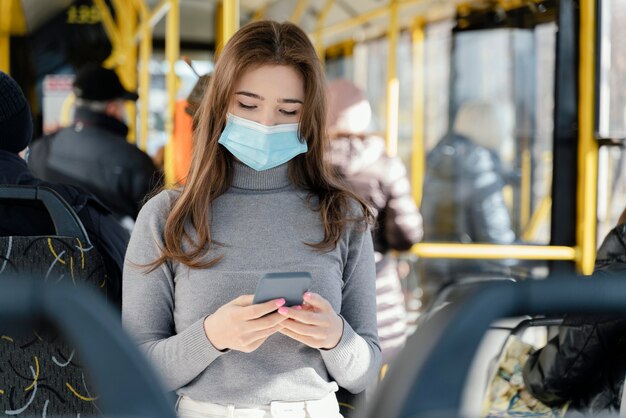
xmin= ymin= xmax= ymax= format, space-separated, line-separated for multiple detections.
xmin=596 ymin=0 xmax=626 ymax=243
xmin=422 ymin=21 xmax=556 ymax=246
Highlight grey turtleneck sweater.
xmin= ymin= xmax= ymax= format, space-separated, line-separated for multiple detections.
xmin=122 ymin=161 xmax=380 ymax=406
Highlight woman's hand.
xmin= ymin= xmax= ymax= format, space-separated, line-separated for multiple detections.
xmin=203 ymin=295 xmax=287 ymax=352
xmin=277 ymin=292 xmax=344 ymax=350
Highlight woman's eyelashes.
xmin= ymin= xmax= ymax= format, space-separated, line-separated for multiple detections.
xmin=237 ymin=101 xmax=256 ymax=110
xmin=236 ymin=102 xmax=299 ymax=117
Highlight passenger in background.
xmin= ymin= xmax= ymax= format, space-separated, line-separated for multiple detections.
xmin=171 ymin=72 xmax=211 ymax=184
xmin=0 ymin=71 xmax=128 ymax=309
xmin=123 ymin=21 xmax=380 ymax=418
xmin=28 ymin=64 xmax=161 ymax=222
xmin=420 ymin=101 xmax=517 ymax=304
xmin=523 ymin=214 xmax=626 ymax=415
xmin=326 ymin=78 xmax=423 ymax=365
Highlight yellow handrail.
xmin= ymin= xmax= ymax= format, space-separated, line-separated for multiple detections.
xmin=0 ymin=0 xmax=13 ymax=73
xmin=289 ymin=0 xmax=309 ymax=24
xmin=93 ymin=0 xmax=138 ymax=143
xmin=318 ymin=0 xmax=424 ymax=40
xmin=521 ymin=195 xmax=551 ymax=242
xmin=133 ymin=0 xmax=152 ymax=152
xmin=576 ymin=0 xmax=598 ymax=274
xmin=133 ymin=0 xmax=170 ymax=42
xmin=222 ymin=0 xmax=239 ymax=49
xmin=411 ymin=18 xmax=425 ymax=206
xmin=315 ymin=0 xmax=335 ymax=62
xmin=93 ymin=0 xmax=121 ymax=67
xmin=412 ymin=243 xmax=576 ymax=261
xmin=251 ymin=3 xmax=268 ymax=22
xmin=520 ymin=148 xmax=531 ymax=229
xmin=112 ymin=0 xmax=138 ymax=143
xmin=59 ymin=93 xmax=76 ymax=127
xmin=163 ymin=0 xmax=179 ymax=187
xmin=385 ymin=0 xmax=399 ymax=158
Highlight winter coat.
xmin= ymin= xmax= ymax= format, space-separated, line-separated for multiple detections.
xmin=523 ymin=224 xmax=626 ymax=415
xmin=28 ymin=108 xmax=161 ymax=219
xmin=422 ymin=133 xmax=515 ymax=244
xmin=0 ymin=150 xmax=129 ymax=309
xmin=420 ymin=133 xmax=516 ymax=286
xmin=328 ymin=135 xmax=423 ymax=363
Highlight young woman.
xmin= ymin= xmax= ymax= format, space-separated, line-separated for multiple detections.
xmin=122 ymin=21 xmax=381 ymax=418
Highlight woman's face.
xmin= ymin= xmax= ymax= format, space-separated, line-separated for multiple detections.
xmin=229 ymin=65 xmax=304 ymax=126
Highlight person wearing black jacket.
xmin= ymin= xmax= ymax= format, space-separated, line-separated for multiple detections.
xmin=29 ymin=64 xmax=161 ymax=221
xmin=0 ymin=70 xmax=128 ymax=309
xmin=420 ymin=101 xmax=517 ymax=307
xmin=522 ymin=221 xmax=626 ymax=415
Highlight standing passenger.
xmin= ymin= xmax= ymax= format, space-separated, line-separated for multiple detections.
xmin=326 ymin=79 xmax=423 ymax=366
xmin=0 ymin=71 xmax=128 ymax=309
xmin=172 ymin=73 xmax=211 ymax=184
xmin=420 ymin=101 xmax=517 ymax=305
xmin=29 ymin=64 xmax=161 ymax=221
xmin=122 ymin=21 xmax=381 ymax=418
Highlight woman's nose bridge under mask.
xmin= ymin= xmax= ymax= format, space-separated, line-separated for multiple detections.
xmin=218 ymin=113 xmax=308 ymax=171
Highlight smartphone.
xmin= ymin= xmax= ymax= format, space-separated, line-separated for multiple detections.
xmin=252 ymin=272 xmax=312 ymax=307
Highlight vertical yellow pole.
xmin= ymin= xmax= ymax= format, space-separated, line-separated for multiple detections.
xmin=411 ymin=18 xmax=425 ymax=207
xmin=520 ymin=148 xmax=531 ymax=229
xmin=216 ymin=0 xmax=239 ymax=57
xmin=215 ymin=2 xmax=223 ymax=57
xmin=385 ymin=0 xmax=399 ymax=157
xmin=134 ymin=0 xmax=152 ymax=152
xmin=576 ymin=0 xmax=598 ymax=274
xmin=112 ymin=0 xmax=138 ymax=143
xmin=315 ymin=0 xmax=335 ymax=62
xmin=126 ymin=3 xmax=138 ymax=144
xmin=0 ymin=0 xmax=12 ymax=74
xmin=94 ymin=0 xmax=122 ymax=67
xmin=290 ymin=0 xmax=309 ymax=24
xmin=164 ymin=0 xmax=179 ymax=186
xmin=251 ymin=4 xmax=268 ymax=22
xmin=223 ymin=0 xmax=239 ymax=43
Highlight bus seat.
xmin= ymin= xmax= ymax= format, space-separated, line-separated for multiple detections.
xmin=0 ymin=185 xmax=108 ymax=416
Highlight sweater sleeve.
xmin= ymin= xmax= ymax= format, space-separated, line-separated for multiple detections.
xmin=320 ymin=220 xmax=382 ymax=393
xmin=122 ymin=191 xmax=225 ymax=391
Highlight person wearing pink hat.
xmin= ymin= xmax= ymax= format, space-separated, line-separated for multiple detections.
xmin=326 ymin=78 xmax=423 ymax=366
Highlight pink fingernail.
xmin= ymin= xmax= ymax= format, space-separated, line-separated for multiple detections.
xmin=294 ymin=305 xmax=303 ymax=310
xmin=277 ymin=307 xmax=289 ymax=315
xmin=275 ymin=298 xmax=286 ymax=307
xmin=303 ymin=292 xmax=312 ymax=300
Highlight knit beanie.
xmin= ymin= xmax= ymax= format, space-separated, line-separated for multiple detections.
xmin=326 ymin=79 xmax=372 ymax=135
xmin=0 ymin=71 xmax=33 ymax=153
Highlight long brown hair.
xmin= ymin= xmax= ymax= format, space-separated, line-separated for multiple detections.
xmin=151 ymin=21 xmax=372 ymax=269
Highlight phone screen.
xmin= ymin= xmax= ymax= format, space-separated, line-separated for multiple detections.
xmin=252 ymin=272 xmax=312 ymax=306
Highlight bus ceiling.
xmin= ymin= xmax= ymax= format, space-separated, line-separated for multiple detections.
xmin=4 ymin=0 xmax=558 ymax=54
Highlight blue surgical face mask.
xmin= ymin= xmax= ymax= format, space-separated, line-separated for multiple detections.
xmin=218 ymin=113 xmax=307 ymax=171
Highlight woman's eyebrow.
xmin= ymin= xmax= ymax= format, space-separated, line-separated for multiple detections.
xmin=236 ymin=91 xmax=263 ymax=100
xmin=278 ymin=98 xmax=304 ymax=104
xmin=235 ymin=91 xmax=303 ymax=104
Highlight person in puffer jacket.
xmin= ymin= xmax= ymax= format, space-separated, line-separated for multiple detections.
xmin=326 ymin=79 xmax=423 ymax=365
xmin=522 ymin=216 xmax=626 ymax=416
xmin=420 ymin=101 xmax=517 ymax=306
